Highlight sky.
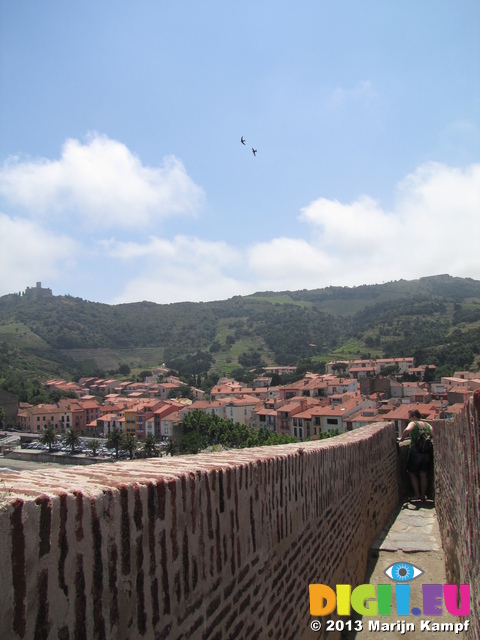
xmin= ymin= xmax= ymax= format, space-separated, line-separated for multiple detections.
xmin=0 ymin=1 xmax=479 ymax=305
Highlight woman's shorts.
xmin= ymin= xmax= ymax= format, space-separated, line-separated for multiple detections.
xmin=407 ymin=448 xmax=431 ymax=473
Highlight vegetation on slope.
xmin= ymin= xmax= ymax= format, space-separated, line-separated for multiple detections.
xmin=1 ymin=275 xmax=480 ymax=396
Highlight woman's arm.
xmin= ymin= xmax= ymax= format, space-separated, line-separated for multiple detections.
xmin=399 ymin=420 xmax=415 ymax=442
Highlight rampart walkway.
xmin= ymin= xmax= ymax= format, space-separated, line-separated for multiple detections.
xmin=0 ymin=394 xmax=478 ymax=640
xmin=351 ymin=501 xmax=462 ymax=639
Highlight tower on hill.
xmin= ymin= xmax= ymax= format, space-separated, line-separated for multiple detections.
xmin=23 ymin=282 xmax=53 ymax=298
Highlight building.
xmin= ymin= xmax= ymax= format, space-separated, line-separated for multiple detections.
xmin=96 ymin=413 xmax=125 ymax=437
xmin=16 ymin=404 xmax=72 ymax=433
xmin=382 ymin=402 xmax=438 ymax=438
xmin=23 ymin=282 xmax=52 ymax=297
xmin=308 ymin=397 xmax=376 ymax=437
xmin=0 ymin=388 xmax=19 ymax=428
xmin=154 ymin=402 xmax=184 ymax=439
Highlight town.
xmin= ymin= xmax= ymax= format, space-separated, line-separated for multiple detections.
xmin=5 ymin=356 xmax=478 ymax=456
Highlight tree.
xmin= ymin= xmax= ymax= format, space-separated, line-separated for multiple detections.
xmin=118 ymin=364 xmax=131 ymax=375
xmin=143 ymin=434 xmax=158 ymax=457
xmin=90 ymin=438 xmax=99 ymax=456
xmin=165 ymin=439 xmax=178 ymax=457
xmin=270 ymin=373 xmax=282 ymax=386
xmin=0 ymin=406 xmax=5 ymax=429
xmin=180 ymin=431 xmax=204 ymax=454
xmin=178 ymin=411 xmax=299 ymax=454
xmin=40 ymin=424 xmax=56 ymax=453
xmin=106 ymin=428 xmax=124 ymax=460
xmin=238 ymin=349 xmax=263 ymax=367
xmin=123 ymin=434 xmax=138 ymax=460
xmin=320 ymin=429 xmax=340 ymax=440
xmin=49 ymin=389 xmax=77 ymax=403
xmin=379 ymin=364 xmax=399 ymax=378
xmin=178 ymin=385 xmax=194 ymax=400
xmin=65 ymin=428 xmax=80 ymax=454
xmin=423 ymin=366 xmax=436 ymax=383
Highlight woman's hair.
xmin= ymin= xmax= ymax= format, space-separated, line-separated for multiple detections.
xmin=408 ymin=409 xmax=422 ymax=420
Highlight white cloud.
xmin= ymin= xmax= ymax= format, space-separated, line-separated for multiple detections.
xmin=106 ymin=235 xmax=246 ymax=304
xmin=299 ymin=195 xmax=401 ymax=250
xmin=393 ymin=162 xmax=480 ymax=276
xmin=0 ymin=133 xmax=204 ymax=230
xmin=106 ymin=161 xmax=480 ymax=302
xmin=247 ymin=237 xmax=333 ymax=287
xmin=0 ymin=213 xmax=78 ymax=295
xmin=1 ymin=151 xmax=478 ymax=304
xmin=243 ymin=162 xmax=479 ymax=294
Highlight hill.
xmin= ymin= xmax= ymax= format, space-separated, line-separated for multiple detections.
xmin=1 ymin=275 xmax=480 ymax=395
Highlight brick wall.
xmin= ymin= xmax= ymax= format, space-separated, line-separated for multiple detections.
xmin=434 ymin=392 xmax=480 ymax=640
xmin=0 ymin=422 xmax=399 ymax=640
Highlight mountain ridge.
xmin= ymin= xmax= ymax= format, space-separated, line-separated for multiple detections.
xmin=1 ymin=274 xmax=480 ymax=388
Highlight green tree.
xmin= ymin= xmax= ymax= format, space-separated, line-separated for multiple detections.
xmin=178 ymin=385 xmax=194 ymax=400
xmin=379 ymin=364 xmax=399 ymax=377
xmin=180 ymin=431 xmax=204 ymax=454
xmin=165 ymin=439 xmax=178 ymax=457
xmin=143 ymin=434 xmax=158 ymax=457
xmin=90 ymin=438 xmax=99 ymax=456
xmin=320 ymin=429 xmax=340 ymax=439
xmin=331 ymin=362 xmax=348 ymax=374
xmin=30 ymin=389 xmax=50 ymax=405
xmin=179 ymin=411 xmax=299 ymax=453
xmin=65 ymin=428 xmax=80 ymax=454
xmin=118 ymin=364 xmax=131 ymax=375
xmin=40 ymin=424 xmax=56 ymax=453
xmin=209 ymin=341 xmax=221 ymax=353
xmin=0 ymin=406 xmax=5 ymax=429
xmin=49 ymin=389 xmax=77 ymax=403
xmin=106 ymin=428 xmax=124 ymax=460
xmin=423 ymin=366 xmax=436 ymax=383
xmin=270 ymin=373 xmax=282 ymax=386
xmin=123 ymin=434 xmax=138 ymax=460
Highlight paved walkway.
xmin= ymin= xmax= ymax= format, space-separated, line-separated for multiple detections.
xmin=350 ymin=499 xmax=465 ymax=640
xmin=372 ymin=498 xmax=441 ymax=553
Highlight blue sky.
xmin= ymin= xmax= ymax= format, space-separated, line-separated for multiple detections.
xmin=1 ymin=0 xmax=479 ymax=303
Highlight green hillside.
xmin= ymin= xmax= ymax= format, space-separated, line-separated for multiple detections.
xmin=1 ymin=275 xmax=480 ymax=395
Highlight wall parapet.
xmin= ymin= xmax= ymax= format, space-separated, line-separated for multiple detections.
xmin=435 ymin=392 xmax=480 ymax=640
xmin=0 ymin=422 xmax=399 ymax=640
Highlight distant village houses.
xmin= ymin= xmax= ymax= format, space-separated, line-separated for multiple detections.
xmin=11 ymin=362 xmax=479 ymax=443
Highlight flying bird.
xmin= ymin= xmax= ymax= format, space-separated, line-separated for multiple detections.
xmin=252 ymin=148 xmax=257 ymax=156
xmin=241 ymin=136 xmax=246 ymax=145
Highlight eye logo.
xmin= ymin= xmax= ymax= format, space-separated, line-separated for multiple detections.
xmin=310 ymin=562 xmax=471 ymax=618
xmin=384 ymin=562 xmax=424 ymax=582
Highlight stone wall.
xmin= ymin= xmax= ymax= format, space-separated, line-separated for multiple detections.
xmin=0 ymin=423 xmax=399 ymax=640
xmin=434 ymin=392 xmax=480 ymax=640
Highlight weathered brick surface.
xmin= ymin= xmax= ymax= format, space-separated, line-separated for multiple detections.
xmin=434 ymin=394 xmax=480 ymax=640
xmin=0 ymin=423 xmax=399 ymax=639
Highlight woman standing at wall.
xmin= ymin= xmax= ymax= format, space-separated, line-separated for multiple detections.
xmin=399 ymin=409 xmax=433 ymax=503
